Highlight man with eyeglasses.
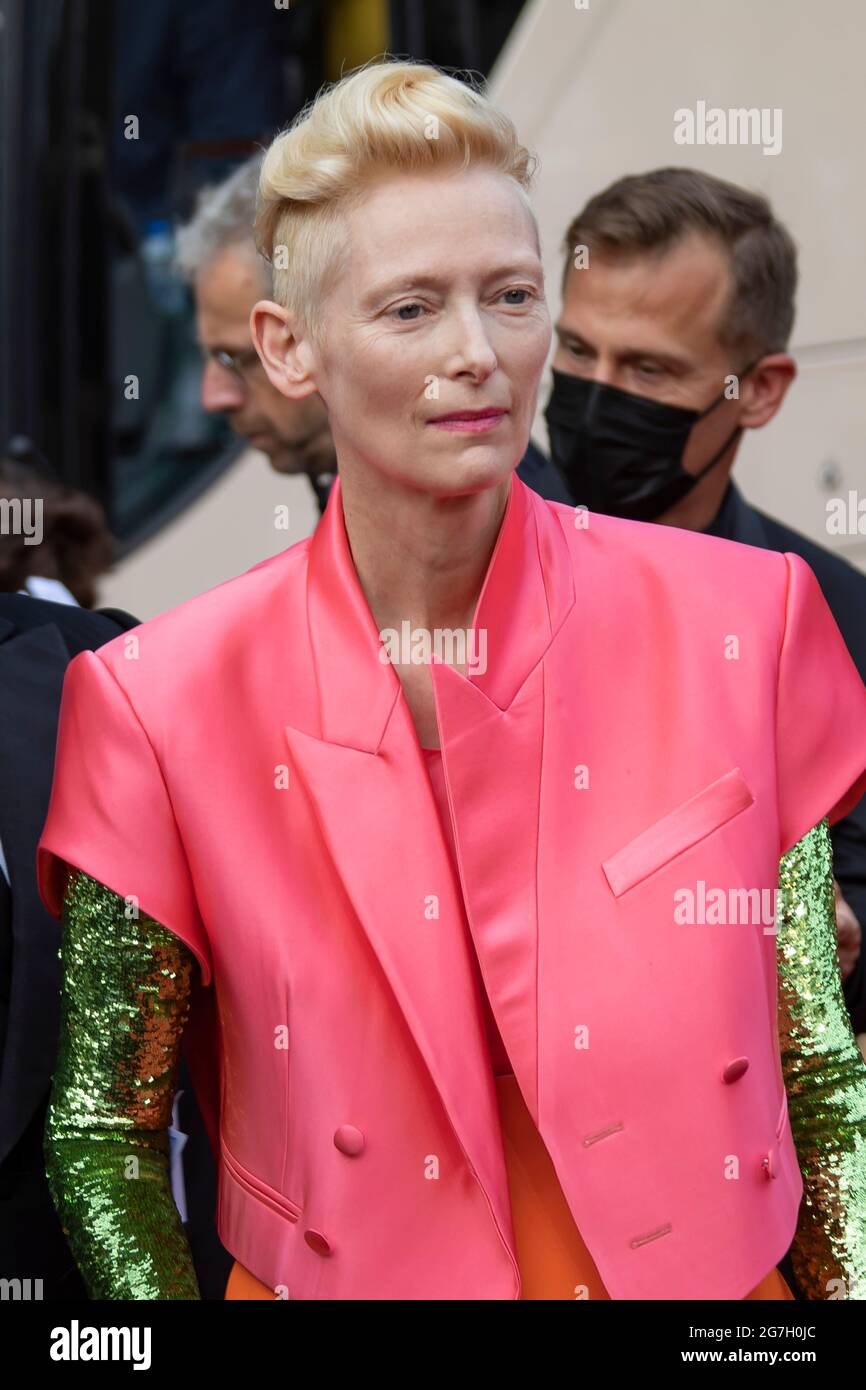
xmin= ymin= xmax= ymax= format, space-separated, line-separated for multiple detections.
xmin=176 ymin=158 xmax=337 ymax=515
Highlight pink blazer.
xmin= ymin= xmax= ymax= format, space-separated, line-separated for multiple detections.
xmin=37 ymin=474 xmax=866 ymax=1300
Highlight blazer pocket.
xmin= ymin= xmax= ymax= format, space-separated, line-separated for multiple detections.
xmin=221 ymin=1138 xmax=303 ymax=1224
xmin=601 ymin=767 xmax=755 ymax=898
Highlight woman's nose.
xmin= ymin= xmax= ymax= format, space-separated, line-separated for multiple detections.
xmin=446 ymin=311 xmax=498 ymax=379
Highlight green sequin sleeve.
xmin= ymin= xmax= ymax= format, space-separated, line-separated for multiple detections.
xmin=43 ymin=868 xmax=202 ymax=1299
xmin=777 ymin=816 xmax=866 ymax=1300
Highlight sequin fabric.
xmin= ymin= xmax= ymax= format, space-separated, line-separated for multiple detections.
xmin=777 ymin=816 xmax=866 ymax=1300
xmin=43 ymin=869 xmax=201 ymax=1299
xmin=45 ymin=818 xmax=866 ymax=1300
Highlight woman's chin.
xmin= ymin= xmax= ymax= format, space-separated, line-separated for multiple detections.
xmin=419 ymin=451 xmax=517 ymax=498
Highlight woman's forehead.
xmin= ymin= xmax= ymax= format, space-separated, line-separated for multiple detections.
xmin=342 ymin=171 xmax=540 ymax=283
xmin=352 ymin=164 xmax=533 ymax=231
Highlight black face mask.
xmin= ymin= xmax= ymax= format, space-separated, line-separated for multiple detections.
xmin=543 ymin=363 xmax=757 ymax=522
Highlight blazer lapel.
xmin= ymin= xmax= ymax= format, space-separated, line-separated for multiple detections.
xmin=283 ymin=478 xmax=561 ymax=1258
xmin=430 ymin=480 xmax=576 ymax=1117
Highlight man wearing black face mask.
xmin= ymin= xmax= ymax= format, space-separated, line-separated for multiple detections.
xmin=543 ymin=166 xmax=866 ymax=1048
xmin=544 ymin=172 xmax=798 ymax=529
xmin=545 ymin=352 xmax=760 ymax=525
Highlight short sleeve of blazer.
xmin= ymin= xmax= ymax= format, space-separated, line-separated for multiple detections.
xmin=37 ymin=649 xmax=213 ymax=986
xmin=776 ymin=550 xmax=866 ymax=859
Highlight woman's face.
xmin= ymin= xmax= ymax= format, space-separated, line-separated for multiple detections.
xmin=300 ymin=165 xmax=551 ymax=498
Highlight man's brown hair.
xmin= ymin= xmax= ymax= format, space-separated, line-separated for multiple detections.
xmin=561 ymin=167 xmax=798 ymax=359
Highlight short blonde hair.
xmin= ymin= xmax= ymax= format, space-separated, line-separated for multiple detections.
xmin=255 ymin=56 xmax=539 ymax=350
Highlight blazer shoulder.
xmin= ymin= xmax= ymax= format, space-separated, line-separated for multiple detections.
xmin=95 ymin=538 xmax=311 ymax=680
xmin=548 ymin=502 xmax=792 ymax=622
xmin=553 ymin=500 xmax=788 ymax=573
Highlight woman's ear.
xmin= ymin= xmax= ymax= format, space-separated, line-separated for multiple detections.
xmin=250 ymin=300 xmax=319 ymax=399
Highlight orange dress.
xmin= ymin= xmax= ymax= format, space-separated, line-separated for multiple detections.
xmin=225 ymin=748 xmax=792 ymax=1301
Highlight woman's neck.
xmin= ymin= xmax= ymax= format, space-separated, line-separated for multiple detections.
xmin=339 ymin=469 xmax=511 ymax=639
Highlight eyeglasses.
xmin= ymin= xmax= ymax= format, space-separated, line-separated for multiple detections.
xmin=205 ymin=347 xmax=263 ymax=381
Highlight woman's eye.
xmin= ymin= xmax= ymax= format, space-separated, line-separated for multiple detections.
xmin=390 ymin=303 xmax=425 ymax=321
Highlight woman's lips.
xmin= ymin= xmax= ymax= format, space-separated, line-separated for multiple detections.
xmin=428 ymin=411 xmax=507 ymax=434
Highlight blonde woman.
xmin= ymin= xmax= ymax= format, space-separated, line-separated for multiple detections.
xmin=38 ymin=59 xmax=866 ymax=1300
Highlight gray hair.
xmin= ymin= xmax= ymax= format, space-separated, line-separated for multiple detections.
xmin=175 ymin=154 xmax=271 ymax=288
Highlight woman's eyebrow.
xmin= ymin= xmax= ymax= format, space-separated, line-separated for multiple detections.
xmin=361 ymin=262 xmax=543 ymax=308
xmin=359 ymin=273 xmax=441 ymax=307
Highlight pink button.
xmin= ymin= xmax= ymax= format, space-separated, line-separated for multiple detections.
xmin=334 ymin=1125 xmax=365 ymax=1156
xmin=762 ymin=1150 xmax=777 ymax=1180
xmin=722 ymin=1057 xmax=750 ymax=1084
xmin=304 ymin=1229 xmax=333 ymax=1255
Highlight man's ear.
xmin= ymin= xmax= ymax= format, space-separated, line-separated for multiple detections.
xmin=250 ymin=300 xmax=319 ymax=399
xmin=739 ymin=353 xmax=797 ymax=430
